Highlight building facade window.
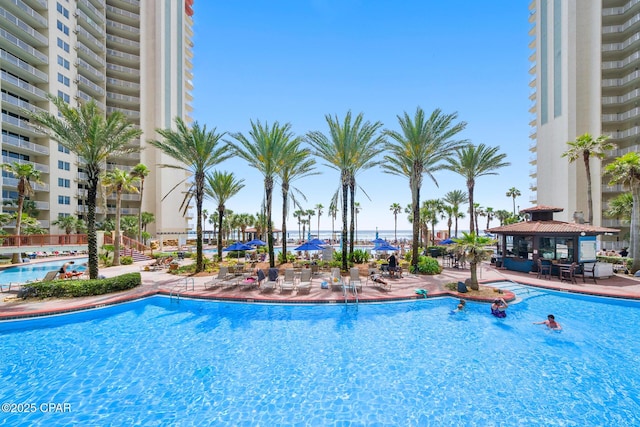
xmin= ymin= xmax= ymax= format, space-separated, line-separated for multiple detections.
xmin=57 ymin=2 xmax=70 ymax=18
xmin=57 ymin=38 xmax=70 ymax=53
xmin=58 ymin=160 xmax=70 ymax=171
xmin=58 ymin=195 xmax=71 ymax=205
xmin=58 ymin=143 xmax=70 ymax=154
xmin=57 ymin=55 xmax=70 ymax=70
xmin=56 ymin=20 xmax=69 ymax=35
xmin=58 ymin=178 xmax=71 ymax=188
xmin=57 ymin=91 xmax=70 ymax=103
xmin=57 ymin=73 xmax=70 ymax=87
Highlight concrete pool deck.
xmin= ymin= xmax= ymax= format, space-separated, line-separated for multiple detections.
xmin=1 ymin=258 xmax=640 ymax=320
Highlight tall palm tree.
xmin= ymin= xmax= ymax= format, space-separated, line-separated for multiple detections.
xmin=52 ymin=215 xmax=78 ymax=236
xmin=422 ymin=199 xmax=444 ymax=245
xmin=278 ymin=143 xmax=317 ymax=260
xmin=307 ymin=111 xmax=385 ymax=270
xmin=293 ymin=209 xmax=304 ymax=241
xmin=354 ymin=202 xmax=362 ymax=244
xmin=102 ymin=168 xmax=140 ymax=266
xmin=28 ymin=96 xmax=142 ymax=278
xmin=382 ymin=107 xmax=468 ymax=270
xmin=129 ymin=163 xmax=149 ymax=243
xmin=228 ymin=120 xmax=295 ymax=268
xmin=443 ymin=189 xmax=467 ymax=238
xmin=328 ymin=202 xmax=338 ymax=243
xmin=306 ymin=209 xmax=315 ymax=240
xmin=505 ymin=187 xmax=521 ymax=216
xmin=149 ymin=118 xmax=231 ymax=272
xmin=452 ymin=232 xmax=495 ymax=290
xmin=495 ymin=209 xmax=512 ymax=226
xmin=315 ymin=203 xmax=324 ymax=238
xmin=485 ymin=207 xmax=495 ymax=231
xmin=390 ymin=202 xmax=403 ymax=243
xmin=605 ymin=152 xmax=640 ymax=273
xmin=1 ymin=162 xmax=42 ymax=263
xmin=563 ymin=133 xmax=616 ymax=224
xmin=205 ymin=171 xmax=245 ymax=261
xmin=446 ymin=144 xmax=510 ymax=236
xmin=605 ymin=192 xmax=632 ymax=224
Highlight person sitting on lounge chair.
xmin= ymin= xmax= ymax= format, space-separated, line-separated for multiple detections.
xmin=59 ymin=261 xmax=83 ymax=279
xmin=369 ymin=271 xmax=387 ymax=285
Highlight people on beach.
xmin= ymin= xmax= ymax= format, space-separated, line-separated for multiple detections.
xmin=534 ymin=314 xmax=562 ymax=330
xmin=491 ymin=298 xmax=508 ymax=318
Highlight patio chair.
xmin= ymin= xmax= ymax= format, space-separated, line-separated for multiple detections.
xmin=536 ymin=258 xmax=551 ymax=280
xmin=366 ymin=268 xmax=390 ymax=291
xmin=348 ymin=267 xmax=362 ymax=293
xmin=261 ymin=268 xmax=279 ymax=293
xmin=297 ymin=269 xmax=312 ymax=293
xmin=330 ymin=268 xmax=343 ymax=291
xmin=280 ymin=268 xmax=295 ymax=292
xmin=204 ymin=266 xmax=233 ymax=290
xmin=559 ymin=262 xmax=577 ymax=284
xmin=575 ymin=262 xmax=597 ymax=284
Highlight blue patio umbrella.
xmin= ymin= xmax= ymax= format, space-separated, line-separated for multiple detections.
xmin=371 ymin=238 xmax=387 ymax=245
xmin=294 ymin=242 xmax=324 ymax=252
xmin=224 ymin=242 xmax=253 ymax=259
xmin=308 ymin=238 xmax=326 ymax=246
xmin=440 ymin=238 xmax=455 ymax=245
xmin=374 ymin=242 xmax=399 ymax=252
xmin=246 ymin=238 xmax=267 ymax=247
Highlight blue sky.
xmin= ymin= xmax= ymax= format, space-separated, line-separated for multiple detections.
xmin=191 ymin=1 xmax=532 ymax=233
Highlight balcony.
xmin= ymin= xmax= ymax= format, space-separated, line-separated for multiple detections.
xmin=3 ymin=177 xmax=49 ymax=191
xmin=1 ymin=112 xmax=42 ymax=137
xmin=602 ymin=69 xmax=640 ymax=88
xmin=602 ymin=106 xmax=640 ymax=123
xmin=106 ymin=62 xmax=140 ymax=78
xmin=75 ymin=90 xmax=106 ymax=112
xmin=106 ymin=77 xmax=140 ymax=94
xmin=2 ymin=156 xmax=49 ymax=173
xmin=2 ymin=133 xmax=49 ymax=156
xmin=106 ymin=106 xmax=139 ymax=119
xmin=110 ymin=0 xmax=140 ymax=9
xmin=4 ymin=0 xmax=47 ymax=28
xmin=106 ymin=4 xmax=140 ymax=26
xmin=0 ymin=5 xmax=47 ymax=46
xmin=0 ymin=48 xmax=47 ymax=83
xmin=76 ymin=58 xmax=105 ymax=82
xmin=106 ymin=19 xmax=140 ymax=39
xmin=0 ymin=27 xmax=48 ymax=65
xmin=76 ymin=41 xmax=106 ymax=69
xmin=78 ymin=0 xmax=104 ymax=25
xmin=602 ymin=183 xmax=627 ymax=193
xmin=602 ymin=87 xmax=640 ymax=106
xmin=76 ymin=8 xmax=104 ymax=39
xmin=106 ymin=47 xmax=139 ymax=65
xmin=105 ymin=192 xmax=141 ymax=202
xmin=607 ymin=143 xmax=640 ymax=158
xmin=602 ymin=32 xmax=640 ymax=55
xmin=106 ymin=91 xmax=140 ymax=106
xmin=106 ymin=33 xmax=139 ymax=52
xmin=76 ymin=26 xmax=105 ymax=53
xmin=1 ymin=91 xmax=46 ymax=115
xmin=76 ymin=74 xmax=105 ymax=97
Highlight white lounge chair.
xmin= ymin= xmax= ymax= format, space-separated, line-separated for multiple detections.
xmin=330 ymin=268 xmax=343 ymax=291
xmin=297 ymin=269 xmax=312 ymax=293
xmin=204 ymin=266 xmax=233 ymax=290
xmin=348 ymin=267 xmax=362 ymax=292
xmin=280 ymin=268 xmax=295 ymax=292
xmin=261 ymin=268 xmax=279 ymax=293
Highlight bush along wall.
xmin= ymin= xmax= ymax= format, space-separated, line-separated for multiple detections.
xmin=25 ymin=272 xmax=142 ymax=298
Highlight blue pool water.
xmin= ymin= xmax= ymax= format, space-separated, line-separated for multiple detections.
xmin=0 ymin=258 xmax=88 ymax=284
xmin=1 ymin=291 xmax=639 ymax=426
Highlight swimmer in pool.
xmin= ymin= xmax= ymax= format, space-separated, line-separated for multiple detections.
xmin=534 ymin=314 xmax=562 ymax=330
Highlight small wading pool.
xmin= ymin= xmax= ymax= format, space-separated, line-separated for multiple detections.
xmin=1 ymin=287 xmax=639 ymax=426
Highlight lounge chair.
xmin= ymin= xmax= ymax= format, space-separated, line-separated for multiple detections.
xmin=204 ymin=266 xmax=233 ymax=290
xmin=330 ymin=268 xmax=343 ymax=291
xmin=297 ymin=269 xmax=312 ymax=293
xmin=280 ymin=268 xmax=295 ymax=292
xmin=41 ymin=270 xmax=59 ymax=282
xmin=261 ymin=268 xmax=279 ymax=292
xmin=348 ymin=267 xmax=362 ymax=293
xmin=367 ymin=268 xmax=390 ymax=291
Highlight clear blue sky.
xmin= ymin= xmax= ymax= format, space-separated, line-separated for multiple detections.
xmin=191 ymin=1 xmax=532 ymax=233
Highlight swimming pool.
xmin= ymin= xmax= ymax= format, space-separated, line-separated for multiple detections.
xmin=1 ymin=291 xmax=639 ymax=425
xmin=0 ymin=258 xmax=88 ymax=285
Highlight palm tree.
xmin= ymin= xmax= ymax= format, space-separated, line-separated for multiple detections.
xmin=485 ymin=207 xmax=495 ymax=231
xmin=278 ymin=143 xmax=317 ymax=260
xmin=306 ymin=209 xmax=315 ymax=240
xmin=1 ymin=162 xmax=43 ymax=263
xmin=201 ymin=208 xmax=209 ymax=243
xmin=308 ymin=112 xmax=385 ymax=270
xmin=354 ymin=202 xmax=362 ymax=244
xmin=229 ymin=120 xmax=295 ymax=268
xmin=605 ymin=192 xmax=632 ymax=223
xmin=52 ymin=215 xmax=78 ymax=236
xmin=315 ymin=203 xmax=324 ymax=238
xmin=293 ymin=209 xmax=304 ymax=241
xmin=443 ymin=189 xmax=467 ymax=238
xmin=563 ymin=133 xmax=616 ymax=224
xmin=102 ymin=168 xmax=140 ymax=266
xmin=205 ymin=171 xmax=245 ymax=261
xmin=605 ymin=152 xmax=640 ymax=273
xmin=28 ymin=96 xmax=142 ymax=278
xmin=452 ymin=232 xmax=495 ymax=290
xmin=141 ymin=212 xmax=155 ymax=234
xmin=129 ymin=163 xmax=149 ymax=243
xmin=390 ymin=203 xmax=403 ymax=243
xmin=328 ymin=202 xmax=338 ymax=243
xmin=505 ymin=187 xmax=521 ymax=216
xmin=382 ymin=107 xmax=468 ymax=270
xmin=422 ymin=199 xmax=444 ymax=245
xmin=446 ymin=144 xmax=510 ymax=236
xmin=149 ymin=118 xmax=231 ymax=272
xmin=494 ymin=209 xmax=512 ymax=226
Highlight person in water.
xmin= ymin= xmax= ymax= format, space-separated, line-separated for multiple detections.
xmin=491 ymin=298 xmax=508 ymax=318
xmin=534 ymin=314 xmax=562 ymax=330
xmin=456 ymin=299 xmax=466 ymax=311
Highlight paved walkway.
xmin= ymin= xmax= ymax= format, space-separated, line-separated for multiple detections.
xmin=1 ymin=258 xmax=640 ymax=320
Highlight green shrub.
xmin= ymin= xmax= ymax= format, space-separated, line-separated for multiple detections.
xmin=120 ymin=256 xmax=133 ymax=265
xmin=277 ymin=252 xmax=296 ymax=264
xmin=27 ymin=273 xmax=141 ymax=298
xmin=349 ymin=249 xmax=370 ymax=264
xmin=415 ymin=255 xmax=442 ymax=275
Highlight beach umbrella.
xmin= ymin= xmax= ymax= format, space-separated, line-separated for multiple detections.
xmin=440 ymin=238 xmax=455 ymax=245
xmin=374 ymin=242 xmax=399 ymax=252
xmin=371 ymin=238 xmax=386 ymax=245
xmin=294 ymin=242 xmax=324 ymax=252
xmin=308 ymin=238 xmax=326 ymax=246
xmin=224 ymin=242 xmax=253 ymax=259
xmin=246 ymin=238 xmax=267 ymax=247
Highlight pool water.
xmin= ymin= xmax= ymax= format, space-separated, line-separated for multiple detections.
xmin=0 ymin=258 xmax=88 ymax=285
xmin=1 ymin=291 xmax=639 ymax=426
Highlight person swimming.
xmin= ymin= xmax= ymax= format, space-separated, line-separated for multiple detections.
xmin=534 ymin=314 xmax=562 ymax=330
xmin=491 ymin=298 xmax=508 ymax=318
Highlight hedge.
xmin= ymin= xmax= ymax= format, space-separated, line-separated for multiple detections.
xmin=25 ymin=272 xmax=141 ymax=298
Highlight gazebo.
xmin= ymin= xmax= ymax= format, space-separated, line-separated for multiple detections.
xmin=487 ymin=205 xmax=619 ymax=274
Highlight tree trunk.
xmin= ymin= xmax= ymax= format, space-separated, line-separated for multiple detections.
xmin=138 ymin=178 xmax=144 ymax=243
xmin=341 ymin=179 xmax=349 ymax=271
xmin=195 ymin=174 xmax=204 ymax=273
xmin=113 ymin=190 xmax=122 ymax=266
xmin=630 ymin=186 xmax=640 ymax=273
xmin=217 ymin=206 xmax=224 ymax=262
xmin=468 ymin=181 xmax=475 ymax=235
xmin=266 ymin=177 xmax=275 ymax=268
xmin=349 ymin=179 xmax=355 ymax=257
xmin=11 ymin=192 xmax=24 ymax=264
xmin=584 ymin=152 xmax=593 ymax=224
xmin=411 ymin=180 xmax=420 ymax=270
xmin=87 ymin=175 xmax=99 ymax=279
xmin=469 ymin=260 xmax=479 ymax=290
xmin=281 ymin=185 xmax=288 ymax=263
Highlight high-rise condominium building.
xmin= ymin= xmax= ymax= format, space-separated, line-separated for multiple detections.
xmin=1 ymin=0 xmax=194 ymax=240
xmin=529 ymin=0 xmax=634 ymax=249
